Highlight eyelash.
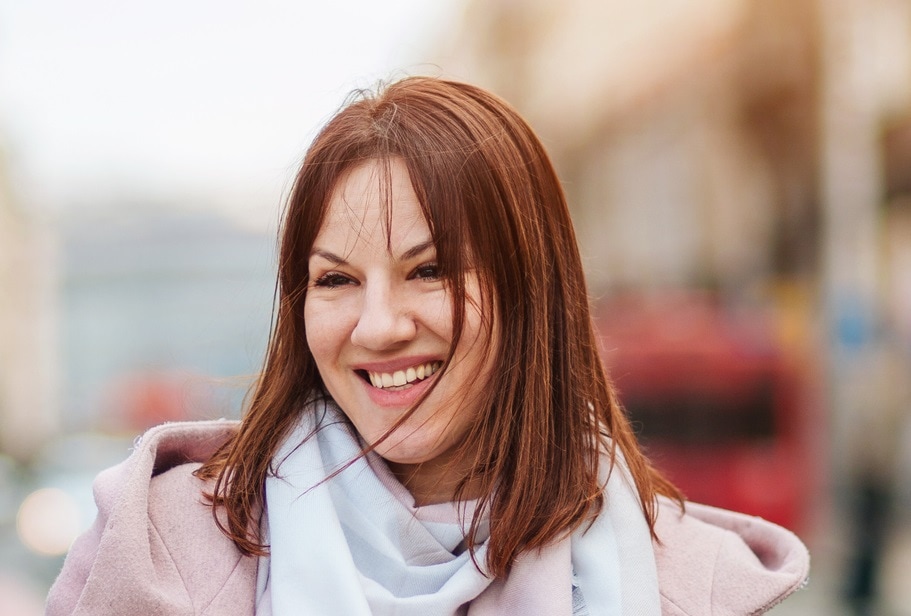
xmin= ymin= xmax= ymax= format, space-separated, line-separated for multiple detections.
xmin=412 ymin=262 xmax=441 ymax=281
xmin=312 ymin=272 xmax=353 ymax=288
xmin=311 ymin=262 xmax=442 ymax=288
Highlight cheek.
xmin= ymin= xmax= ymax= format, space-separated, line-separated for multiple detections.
xmin=304 ymin=301 xmax=346 ymax=365
xmin=419 ymin=292 xmax=457 ymax=338
xmin=458 ymin=307 xmax=498 ymax=387
xmin=458 ymin=295 xmax=491 ymax=352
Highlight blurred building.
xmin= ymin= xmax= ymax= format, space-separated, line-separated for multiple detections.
xmin=59 ymin=207 xmax=275 ymax=433
xmin=438 ymin=0 xmax=910 ymax=299
xmin=0 ymin=149 xmax=58 ymax=462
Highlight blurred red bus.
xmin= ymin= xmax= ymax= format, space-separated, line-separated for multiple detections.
xmin=596 ymin=292 xmax=816 ymax=532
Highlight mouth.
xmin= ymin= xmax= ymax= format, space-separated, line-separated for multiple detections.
xmin=357 ymin=360 xmax=443 ymax=391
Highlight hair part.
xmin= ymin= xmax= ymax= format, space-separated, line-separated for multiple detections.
xmin=196 ymin=76 xmax=681 ymax=577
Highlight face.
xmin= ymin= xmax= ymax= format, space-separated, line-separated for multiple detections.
xmin=304 ymin=158 xmax=493 ymax=502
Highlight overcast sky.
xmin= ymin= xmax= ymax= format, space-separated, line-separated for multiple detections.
xmin=0 ymin=0 xmax=458 ymax=224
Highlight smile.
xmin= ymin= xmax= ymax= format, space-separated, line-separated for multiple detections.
xmin=365 ymin=361 xmax=443 ymax=390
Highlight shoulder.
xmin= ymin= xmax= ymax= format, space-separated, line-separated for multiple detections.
xmin=136 ymin=418 xmax=240 ymax=473
xmin=46 ymin=420 xmax=255 ymax=616
xmin=653 ymin=496 xmax=810 ymax=615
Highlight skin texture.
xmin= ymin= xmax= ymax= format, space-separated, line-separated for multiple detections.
xmin=304 ymin=158 xmax=493 ymax=505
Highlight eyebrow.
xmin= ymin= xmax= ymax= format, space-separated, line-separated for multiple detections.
xmin=400 ymin=239 xmax=435 ymax=261
xmin=309 ymin=239 xmax=436 ymax=264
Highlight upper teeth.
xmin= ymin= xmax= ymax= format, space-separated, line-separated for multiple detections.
xmin=368 ymin=361 xmax=442 ymax=389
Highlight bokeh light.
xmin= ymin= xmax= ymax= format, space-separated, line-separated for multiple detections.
xmin=16 ymin=488 xmax=82 ymax=556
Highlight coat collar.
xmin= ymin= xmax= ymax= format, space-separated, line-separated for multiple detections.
xmin=50 ymin=420 xmax=809 ymax=616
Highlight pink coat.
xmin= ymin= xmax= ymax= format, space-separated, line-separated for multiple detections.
xmin=46 ymin=420 xmax=810 ymax=615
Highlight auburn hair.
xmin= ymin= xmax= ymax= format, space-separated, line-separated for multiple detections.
xmin=196 ymin=76 xmax=680 ymax=577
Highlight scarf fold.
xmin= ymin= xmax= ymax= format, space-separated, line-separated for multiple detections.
xmin=256 ymin=400 xmax=660 ymax=615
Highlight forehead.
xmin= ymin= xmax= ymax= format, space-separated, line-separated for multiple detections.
xmin=316 ymin=158 xmax=430 ymax=253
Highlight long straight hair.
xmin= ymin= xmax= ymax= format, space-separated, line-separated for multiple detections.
xmin=196 ymin=76 xmax=680 ymax=577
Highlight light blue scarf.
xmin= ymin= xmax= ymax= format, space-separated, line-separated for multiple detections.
xmin=256 ymin=400 xmax=660 ymax=615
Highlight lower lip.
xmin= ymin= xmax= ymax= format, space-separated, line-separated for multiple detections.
xmin=360 ymin=371 xmax=437 ymax=408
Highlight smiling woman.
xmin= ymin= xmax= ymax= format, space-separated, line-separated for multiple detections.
xmin=305 ymin=158 xmax=494 ymax=504
xmin=46 ymin=77 xmax=809 ymax=616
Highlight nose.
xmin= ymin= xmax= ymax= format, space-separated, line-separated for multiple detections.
xmin=350 ymin=284 xmax=416 ymax=350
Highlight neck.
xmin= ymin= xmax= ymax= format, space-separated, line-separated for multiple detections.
xmin=386 ymin=458 xmax=482 ymax=506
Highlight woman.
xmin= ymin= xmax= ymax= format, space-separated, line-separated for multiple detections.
xmin=47 ymin=77 xmax=809 ymax=615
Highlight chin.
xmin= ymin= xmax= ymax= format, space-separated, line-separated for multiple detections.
xmin=374 ymin=444 xmax=432 ymax=466
xmin=376 ymin=436 xmax=451 ymax=466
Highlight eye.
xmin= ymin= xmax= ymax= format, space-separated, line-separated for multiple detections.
xmin=411 ymin=262 xmax=441 ymax=282
xmin=312 ymin=272 xmax=355 ymax=288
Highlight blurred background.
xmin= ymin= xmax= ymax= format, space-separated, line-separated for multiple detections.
xmin=1 ymin=0 xmax=910 ymax=614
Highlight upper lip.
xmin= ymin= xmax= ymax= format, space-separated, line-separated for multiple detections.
xmin=351 ymin=355 xmax=444 ymax=373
